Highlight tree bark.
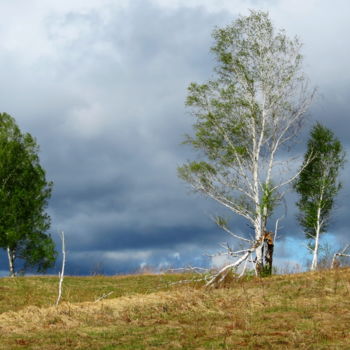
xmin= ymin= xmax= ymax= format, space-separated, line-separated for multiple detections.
xmin=7 ymin=247 xmax=16 ymax=277
xmin=255 ymin=243 xmax=264 ymax=276
xmin=264 ymin=232 xmax=274 ymax=275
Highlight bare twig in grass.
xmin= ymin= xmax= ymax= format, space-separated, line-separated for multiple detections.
xmin=167 ymin=278 xmax=207 ymax=286
xmin=166 ymin=266 xmax=209 ymax=274
xmin=55 ymin=231 xmax=66 ymax=306
xmin=94 ymin=291 xmax=114 ymax=303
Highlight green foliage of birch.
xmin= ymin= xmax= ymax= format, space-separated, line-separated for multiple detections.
xmin=0 ymin=113 xmax=56 ymax=275
xmin=178 ymin=11 xmax=314 ymax=275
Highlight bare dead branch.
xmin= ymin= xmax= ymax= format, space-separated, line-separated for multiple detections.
xmin=165 ymin=266 xmax=209 ymax=274
xmin=94 ymin=291 xmax=114 ymax=303
xmin=331 ymin=244 xmax=350 ymax=268
xmin=55 ymin=231 xmax=66 ymax=306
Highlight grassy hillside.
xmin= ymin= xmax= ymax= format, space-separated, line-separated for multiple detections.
xmin=0 ymin=268 xmax=349 ymax=349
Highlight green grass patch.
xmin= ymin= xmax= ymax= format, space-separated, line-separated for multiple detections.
xmin=0 ymin=269 xmax=349 ymax=349
xmin=0 ymin=273 xmax=192 ymax=313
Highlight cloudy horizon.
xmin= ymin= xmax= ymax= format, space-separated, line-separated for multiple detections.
xmin=0 ymin=0 xmax=349 ymax=276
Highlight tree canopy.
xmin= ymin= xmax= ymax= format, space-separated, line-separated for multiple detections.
xmin=0 ymin=112 xmax=56 ymax=276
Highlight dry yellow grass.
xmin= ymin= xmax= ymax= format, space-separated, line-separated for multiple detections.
xmin=0 ymin=268 xmax=349 ymax=349
xmin=0 ymin=291 xmax=191 ymax=333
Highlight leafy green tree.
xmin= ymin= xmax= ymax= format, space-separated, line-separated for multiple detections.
xmin=294 ymin=123 xmax=345 ymax=271
xmin=178 ymin=10 xmax=314 ymax=280
xmin=0 ymin=113 xmax=56 ymax=276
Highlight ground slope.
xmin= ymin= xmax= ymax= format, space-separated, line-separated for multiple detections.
xmin=0 ymin=269 xmax=349 ymax=349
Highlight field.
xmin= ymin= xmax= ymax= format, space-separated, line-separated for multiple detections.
xmin=0 ymin=268 xmax=349 ymax=349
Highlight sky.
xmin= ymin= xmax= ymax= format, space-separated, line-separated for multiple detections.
xmin=0 ymin=0 xmax=349 ymax=275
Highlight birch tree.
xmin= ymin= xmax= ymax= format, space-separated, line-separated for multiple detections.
xmin=294 ymin=123 xmax=345 ymax=271
xmin=178 ymin=11 xmax=314 ymax=279
xmin=0 ymin=113 xmax=55 ymax=276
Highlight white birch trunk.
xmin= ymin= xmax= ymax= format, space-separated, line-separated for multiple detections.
xmin=7 ymin=247 xmax=15 ymax=277
xmin=255 ymin=242 xmax=264 ymax=276
xmin=310 ymin=206 xmax=322 ymax=271
xmin=311 ymin=187 xmax=324 ymax=271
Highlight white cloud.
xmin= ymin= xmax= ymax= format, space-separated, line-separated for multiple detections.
xmin=150 ymin=0 xmax=258 ymax=13
xmin=211 ymin=254 xmax=231 ymax=268
xmin=103 ymin=250 xmax=152 ymax=261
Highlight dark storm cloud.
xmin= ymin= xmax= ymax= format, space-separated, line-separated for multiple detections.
xmin=29 ymin=3 xmax=232 ymax=273
xmin=0 ymin=1 xmax=349 ymax=275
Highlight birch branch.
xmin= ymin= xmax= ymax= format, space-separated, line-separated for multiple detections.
xmin=212 ymin=216 xmax=253 ymax=243
xmin=303 ymin=243 xmax=314 ymax=253
xmin=205 ymin=250 xmax=251 ymax=287
xmin=239 ymin=252 xmax=251 ymax=277
xmin=200 ymin=185 xmax=254 ymax=223
xmin=271 ymin=151 xmax=314 ymax=192
xmin=274 ymin=215 xmax=285 ymax=244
